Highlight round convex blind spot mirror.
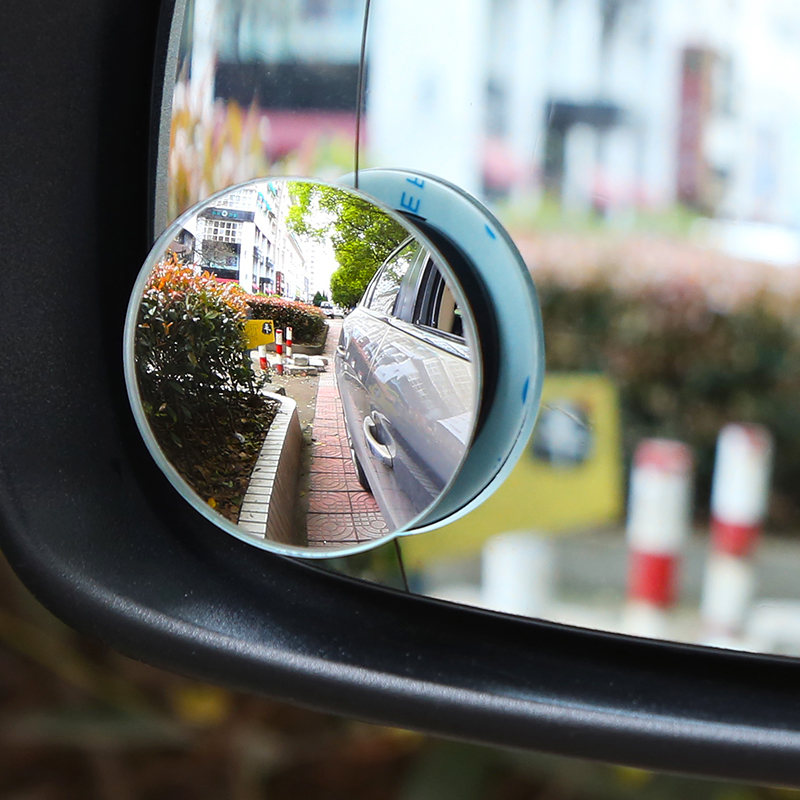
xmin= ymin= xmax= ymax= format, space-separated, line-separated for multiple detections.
xmin=339 ymin=169 xmax=545 ymax=531
xmin=124 ymin=178 xmax=484 ymax=558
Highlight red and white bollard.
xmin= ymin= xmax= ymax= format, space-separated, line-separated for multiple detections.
xmin=275 ymin=328 xmax=284 ymax=376
xmin=701 ymin=424 xmax=773 ymax=643
xmin=623 ymin=439 xmax=693 ymax=639
xmin=257 ymin=345 xmax=268 ymax=373
xmin=286 ymin=326 xmax=293 ymax=359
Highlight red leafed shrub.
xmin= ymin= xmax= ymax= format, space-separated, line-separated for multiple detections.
xmin=135 ymin=256 xmax=256 ymax=416
xmin=247 ymin=295 xmax=326 ymax=344
xmin=134 ymin=254 xmax=277 ymax=520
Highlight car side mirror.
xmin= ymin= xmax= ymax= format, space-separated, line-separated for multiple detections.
xmin=4 ymin=0 xmax=800 ymax=788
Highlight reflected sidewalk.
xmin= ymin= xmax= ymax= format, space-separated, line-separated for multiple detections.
xmin=306 ymin=325 xmax=388 ymax=548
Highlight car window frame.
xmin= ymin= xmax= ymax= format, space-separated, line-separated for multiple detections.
xmin=361 ymin=237 xmax=422 ymax=316
xmin=386 ymin=271 xmax=472 ymax=361
xmin=411 ymin=256 xmax=468 ymax=345
xmin=391 ymin=245 xmax=429 ymax=323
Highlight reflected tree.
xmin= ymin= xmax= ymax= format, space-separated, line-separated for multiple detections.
xmin=286 ymin=182 xmax=408 ymax=307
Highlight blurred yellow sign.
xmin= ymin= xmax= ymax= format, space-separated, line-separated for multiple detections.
xmin=243 ymin=319 xmax=275 ymax=348
xmin=401 ymin=373 xmax=623 ymax=569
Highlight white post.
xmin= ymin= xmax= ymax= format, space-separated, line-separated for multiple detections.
xmin=623 ymin=439 xmax=693 ymax=639
xmin=275 ymin=329 xmax=284 ymax=376
xmin=481 ymin=531 xmax=554 ymax=618
xmin=701 ymin=424 xmax=773 ymax=643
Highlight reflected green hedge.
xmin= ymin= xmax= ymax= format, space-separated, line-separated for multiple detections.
xmin=134 ymin=258 xmax=276 ymax=518
xmin=136 ymin=258 xmax=257 ymax=425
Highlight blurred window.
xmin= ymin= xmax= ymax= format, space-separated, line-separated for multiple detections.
xmin=303 ymin=0 xmax=332 ymax=17
xmin=302 ymin=0 xmax=359 ymax=19
xmin=200 ymin=218 xmax=241 ymax=243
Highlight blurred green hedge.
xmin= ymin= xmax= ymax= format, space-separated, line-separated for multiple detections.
xmin=247 ymin=296 xmax=326 ymax=344
xmin=538 ymin=278 xmax=800 ymax=528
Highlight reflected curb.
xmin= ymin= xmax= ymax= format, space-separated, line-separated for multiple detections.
xmin=238 ymin=393 xmax=302 ymax=546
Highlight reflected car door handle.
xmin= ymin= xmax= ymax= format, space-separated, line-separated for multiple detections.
xmin=363 ymin=415 xmax=394 ymax=468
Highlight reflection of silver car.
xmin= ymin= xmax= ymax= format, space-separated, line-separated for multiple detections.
xmin=320 ymin=301 xmax=345 ymax=319
xmin=334 ymin=238 xmax=477 ymax=530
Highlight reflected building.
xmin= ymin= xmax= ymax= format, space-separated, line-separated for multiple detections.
xmin=191 ymin=181 xmax=311 ymax=299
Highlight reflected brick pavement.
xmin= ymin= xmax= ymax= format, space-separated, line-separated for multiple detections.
xmin=306 ymin=330 xmax=389 ymax=548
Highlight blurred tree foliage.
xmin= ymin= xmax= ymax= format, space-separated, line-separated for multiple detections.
xmin=168 ymin=79 xmax=271 ymax=223
xmin=539 ymin=278 xmax=800 ymax=528
xmin=286 ymin=182 xmax=408 ymax=308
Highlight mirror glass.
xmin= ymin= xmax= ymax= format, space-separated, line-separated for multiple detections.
xmin=127 ymin=178 xmax=480 ymax=556
xmin=163 ymin=0 xmax=800 ymax=658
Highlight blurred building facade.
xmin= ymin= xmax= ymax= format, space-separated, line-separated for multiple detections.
xmin=183 ymin=0 xmax=363 ymax=169
xmin=177 ymin=0 xmax=800 ymax=227
xmin=369 ymin=0 xmax=800 ymax=226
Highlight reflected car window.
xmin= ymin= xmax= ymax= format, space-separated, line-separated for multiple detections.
xmin=435 ymin=281 xmax=463 ymax=337
xmin=415 ymin=259 xmax=464 ymax=338
xmin=366 ymin=240 xmax=421 ymax=316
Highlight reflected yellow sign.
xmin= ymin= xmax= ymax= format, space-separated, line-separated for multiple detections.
xmin=243 ymin=319 xmax=275 ymax=349
xmin=401 ymin=373 xmax=623 ymax=568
